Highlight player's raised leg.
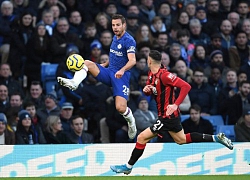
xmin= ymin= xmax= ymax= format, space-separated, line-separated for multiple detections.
xmin=57 ymin=60 xmax=100 ymax=90
xmin=169 ymin=130 xmax=233 ymax=150
xmin=115 ymin=96 xmax=137 ymax=139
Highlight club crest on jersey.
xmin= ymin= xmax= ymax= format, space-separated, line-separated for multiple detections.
xmin=167 ymin=73 xmax=176 ymax=82
xmin=155 ymin=79 xmax=158 ymax=85
xmin=117 ymin=44 xmax=122 ymax=49
xmin=152 ymin=87 xmax=157 ymax=95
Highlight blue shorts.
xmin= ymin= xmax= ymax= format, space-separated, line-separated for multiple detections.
xmin=95 ymin=64 xmax=130 ymax=100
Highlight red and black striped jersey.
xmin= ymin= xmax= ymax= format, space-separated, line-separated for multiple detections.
xmin=146 ymin=67 xmax=191 ymax=119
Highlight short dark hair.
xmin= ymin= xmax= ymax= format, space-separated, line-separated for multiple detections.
xmin=112 ymin=14 xmax=126 ymax=24
xmin=23 ymin=101 xmax=35 ymax=109
xmin=70 ymin=115 xmax=83 ymax=124
xmin=189 ymin=104 xmax=201 ymax=112
xmin=239 ymin=80 xmax=250 ymax=87
xmin=149 ymin=50 xmax=162 ymax=62
xmin=177 ymin=29 xmax=190 ymax=39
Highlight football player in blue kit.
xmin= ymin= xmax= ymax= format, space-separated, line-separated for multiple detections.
xmin=57 ymin=14 xmax=137 ymax=139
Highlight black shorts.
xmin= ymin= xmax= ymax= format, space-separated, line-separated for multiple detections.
xmin=150 ymin=117 xmax=183 ymax=136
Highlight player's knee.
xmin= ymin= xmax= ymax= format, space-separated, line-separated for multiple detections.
xmin=137 ymin=133 xmax=147 ymax=144
xmin=116 ymin=104 xmax=126 ymax=114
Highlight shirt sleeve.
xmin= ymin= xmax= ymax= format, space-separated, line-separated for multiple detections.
xmin=161 ymin=71 xmax=191 ymax=106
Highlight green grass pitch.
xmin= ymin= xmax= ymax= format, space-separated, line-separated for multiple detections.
xmin=1 ymin=175 xmax=249 ymax=180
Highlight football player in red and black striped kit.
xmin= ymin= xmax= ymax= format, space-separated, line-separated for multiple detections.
xmin=110 ymin=50 xmax=233 ymax=175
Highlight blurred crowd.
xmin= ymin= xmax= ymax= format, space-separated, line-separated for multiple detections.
xmin=0 ymin=0 xmax=250 ymax=144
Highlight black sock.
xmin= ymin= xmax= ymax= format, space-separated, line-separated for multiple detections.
xmin=190 ymin=132 xmax=213 ymax=142
xmin=128 ymin=142 xmax=146 ymax=165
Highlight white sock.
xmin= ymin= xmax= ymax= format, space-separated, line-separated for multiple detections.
xmin=126 ymin=163 xmax=133 ymax=168
xmin=72 ymin=65 xmax=88 ymax=85
xmin=122 ymin=107 xmax=134 ymax=124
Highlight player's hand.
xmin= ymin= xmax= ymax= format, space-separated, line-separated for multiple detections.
xmin=143 ymin=85 xmax=154 ymax=93
xmin=166 ymin=104 xmax=178 ymax=116
xmin=115 ymin=69 xmax=124 ymax=79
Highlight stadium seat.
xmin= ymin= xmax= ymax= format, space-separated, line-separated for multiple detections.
xmin=216 ymin=125 xmax=235 ymax=141
xmin=202 ymin=115 xmax=224 ymax=134
xmin=180 ymin=114 xmax=190 ymax=122
xmin=41 ymin=63 xmax=59 ymax=94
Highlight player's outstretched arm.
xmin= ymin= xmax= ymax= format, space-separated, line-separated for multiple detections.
xmin=115 ymin=53 xmax=136 ymax=78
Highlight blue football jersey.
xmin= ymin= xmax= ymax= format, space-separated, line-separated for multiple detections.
xmin=109 ymin=32 xmax=136 ymax=71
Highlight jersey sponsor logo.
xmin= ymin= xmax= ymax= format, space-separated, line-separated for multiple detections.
xmin=167 ymin=73 xmax=176 ymax=82
xmin=117 ymin=44 xmax=122 ymax=49
xmin=110 ymin=49 xmax=123 ymax=56
xmin=127 ymin=46 xmax=136 ymax=53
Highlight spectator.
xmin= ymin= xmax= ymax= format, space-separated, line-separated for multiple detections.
xmin=0 ymin=1 xmax=16 ymax=64
xmin=229 ymin=31 xmax=249 ymax=71
xmin=99 ymin=30 xmax=113 ymax=55
xmin=177 ymin=10 xmax=190 ymax=30
xmin=218 ymin=69 xmax=238 ymax=116
xmin=182 ymin=104 xmax=214 ymax=134
xmin=37 ymin=0 xmax=66 ymax=22
xmin=176 ymin=28 xmax=195 ymax=67
xmin=49 ymin=5 xmax=60 ymax=23
xmin=23 ymin=81 xmax=45 ymax=110
xmin=126 ymin=13 xmax=140 ymax=38
xmin=130 ymin=52 xmax=147 ymax=91
xmin=174 ymin=59 xmax=193 ymax=83
xmin=11 ymin=0 xmax=36 ymax=21
xmin=36 ymin=91 xmax=60 ymax=127
xmin=207 ymin=66 xmax=223 ymax=100
xmin=206 ymin=0 xmax=223 ymax=34
xmin=196 ymin=0 xmax=207 ymax=7
xmin=152 ymin=32 xmax=169 ymax=53
xmin=234 ymin=105 xmax=250 ymax=142
xmin=219 ymin=19 xmax=235 ymax=50
xmin=227 ymin=12 xmax=241 ymax=36
xmin=25 ymin=22 xmax=52 ymax=86
xmin=241 ymin=19 xmax=250 ymax=45
xmin=50 ymin=17 xmax=84 ymax=63
xmin=23 ymin=101 xmax=42 ymax=128
xmin=236 ymin=1 xmax=250 ymax=24
xmin=67 ymin=115 xmax=94 ymax=144
xmin=190 ymin=44 xmax=210 ymax=70
xmin=167 ymin=23 xmax=181 ymax=45
xmin=104 ymin=1 xmax=118 ymax=19
xmin=81 ymin=22 xmax=98 ymax=58
xmin=43 ymin=115 xmax=71 ymax=144
xmin=64 ymin=0 xmax=86 ymax=21
xmin=138 ymin=0 xmax=156 ymax=26
xmin=168 ymin=43 xmax=183 ymax=69
xmin=89 ymin=40 xmax=102 ymax=63
xmin=127 ymin=4 xmax=146 ymax=25
xmin=8 ymin=11 xmax=34 ymax=80
xmin=60 ymin=102 xmax=74 ymax=133
xmin=237 ymin=70 xmax=248 ymax=86
xmin=221 ymin=81 xmax=250 ymax=125
xmin=206 ymin=33 xmax=230 ymax=67
xmin=185 ymin=3 xmax=196 ymax=19
xmin=0 ymin=84 xmax=9 ymax=113
xmin=195 ymin=6 xmax=211 ymax=36
xmin=99 ymin=53 xmax=109 ymax=64
xmin=116 ymin=0 xmax=132 ymax=17
xmin=189 ymin=18 xmax=210 ymax=47
xmin=150 ymin=16 xmax=167 ymax=38
xmin=137 ymin=41 xmax=152 ymax=58
xmin=95 ymin=12 xmax=112 ymax=37
xmin=9 ymin=92 xmax=23 ymax=109
xmin=135 ymin=24 xmax=154 ymax=45
xmin=15 ymin=110 xmax=46 ymax=144
xmin=0 ymin=63 xmax=24 ymax=96
xmin=0 ymin=112 xmax=15 ymax=144
xmin=5 ymin=106 xmax=19 ymax=132
xmin=220 ymin=0 xmax=234 ymax=19
xmin=39 ymin=9 xmax=56 ymax=36
xmin=68 ymin=10 xmax=85 ymax=38
xmin=133 ymin=97 xmax=157 ymax=140
xmin=166 ymin=0 xmax=183 ymax=19
xmin=204 ymin=50 xmax=230 ymax=84
xmin=189 ymin=67 xmax=217 ymax=115
xmin=161 ymin=51 xmax=170 ymax=69
xmin=157 ymin=2 xmax=172 ymax=29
